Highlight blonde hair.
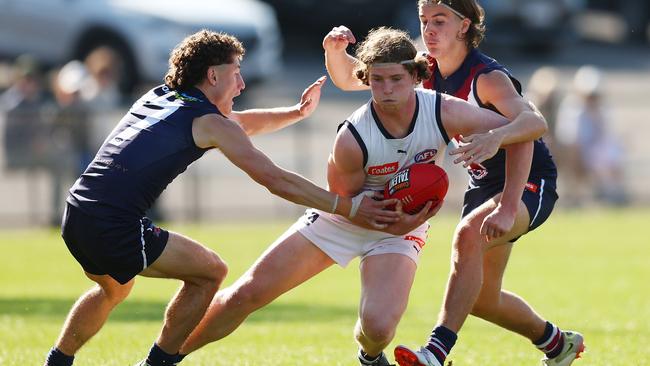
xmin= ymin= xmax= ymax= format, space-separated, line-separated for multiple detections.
xmin=354 ymin=27 xmax=430 ymax=85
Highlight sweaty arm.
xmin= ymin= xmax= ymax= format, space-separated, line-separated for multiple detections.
xmin=322 ymin=26 xmax=370 ymax=91
xmin=228 ymin=76 xmax=327 ymax=136
xmin=192 ymin=114 xmax=399 ymax=227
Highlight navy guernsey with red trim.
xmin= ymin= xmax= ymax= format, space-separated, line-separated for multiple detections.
xmin=67 ymin=84 xmax=219 ymax=221
xmin=423 ymin=48 xmax=556 ymax=187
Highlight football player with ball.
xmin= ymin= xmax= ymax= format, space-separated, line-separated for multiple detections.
xmin=176 ymin=27 xmax=546 ymax=366
xmin=326 ymin=1 xmax=582 ymax=364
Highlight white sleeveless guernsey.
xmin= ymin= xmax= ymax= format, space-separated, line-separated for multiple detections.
xmin=342 ymin=88 xmax=451 ymax=193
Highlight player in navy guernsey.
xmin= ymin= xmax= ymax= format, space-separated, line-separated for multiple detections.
xmin=44 ymin=30 xmax=399 ymax=366
xmin=323 ymin=1 xmax=585 ymax=366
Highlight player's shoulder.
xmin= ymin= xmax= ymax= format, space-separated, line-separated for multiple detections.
xmin=416 ymin=87 xmax=437 ymax=97
xmin=416 ymin=87 xmax=446 ymax=107
xmin=345 ymin=99 xmax=373 ymax=125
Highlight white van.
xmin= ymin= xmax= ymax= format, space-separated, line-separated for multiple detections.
xmin=0 ymin=0 xmax=283 ymax=92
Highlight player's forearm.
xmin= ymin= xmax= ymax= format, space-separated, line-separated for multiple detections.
xmin=491 ymin=111 xmax=547 ymax=146
xmin=325 ymin=51 xmax=367 ymax=91
xmin=500 ymin=141 xmax=533 ymax=212
xmin=264 ymin=167 xmax=353 ymax=216
xmin=233 ymin=107 xmax=303 ymax=136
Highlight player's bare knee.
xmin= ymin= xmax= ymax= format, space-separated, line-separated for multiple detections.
xmin=454 ymin=223 xmax=483 ymax=256
xmin=207 ymin=252 xmax=228 ymax=284
xmin=359 ymin=311 xmax=398 ymax=344
xmin=98 ymin=280 xmax=134 ymax=304
xmin=197 ymin=250 xmax=228 ymax=286
xmin=224 ymin=280 xmax=269 ymax=311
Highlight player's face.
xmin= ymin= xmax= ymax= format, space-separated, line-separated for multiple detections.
xmin=211 ymin=58 xmax=245 ymax=114
xmin=368 ymin=64 xmax=416 ymax=112
xmin=419 ymin=3 xmax=470 ymax=58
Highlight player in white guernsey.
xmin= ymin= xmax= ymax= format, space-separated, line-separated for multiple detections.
xmin=324 ymin=2 xmax=585 ymax=366
xmin=176 ymin=28 xmax=546 ymax=366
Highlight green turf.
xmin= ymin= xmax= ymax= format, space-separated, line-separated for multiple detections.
xmin=1 ymin=208 xmax=649 ymax=365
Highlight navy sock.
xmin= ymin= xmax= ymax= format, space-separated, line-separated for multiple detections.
xmin=146 ymin=343 xmax=178 ymax=366
xmin=176 ymin=354 xmax=186 ymax=363
xmin=533 ymin=321 xmax=565 ymax=359
xmin=44 ymin=347 xmax=74 ymax=366
xmin=425 ymin=325 xmax=457 ymax=364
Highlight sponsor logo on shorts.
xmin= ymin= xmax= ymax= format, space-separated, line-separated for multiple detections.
xmin=414 ymin=149 xmax=438 ymax=163
xmin=405 ymin=235 xmax=426 ymax=250
xmin=368 ymin=162 xmax=399 ymax=176
xmin=387 ymin=168 xmax=411 ymax=195
xmin=469 ymin=163 xmax=488 ymax=180
xmin=525 ymin=182 xmax=539 ymax=193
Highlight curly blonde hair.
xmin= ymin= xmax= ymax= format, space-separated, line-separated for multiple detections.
xmin=354 ymin=27 xmax=430 ymax=86
xmin=418 ymin=0 xmax=486 ymax=48
xmin=164 ymin=30 xmax=245 ymax=90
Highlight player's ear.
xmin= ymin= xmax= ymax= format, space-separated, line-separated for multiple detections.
xmin=460 ymin=18 xmax=471 ymax=35
xmin=207 ymin=66 xmax=218 ymax=85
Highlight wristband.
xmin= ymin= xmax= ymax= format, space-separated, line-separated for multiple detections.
xmin=349 ymin=191 xmax=374 ymax=218
xmin=331 ymin=194 xmax=340 ymax=214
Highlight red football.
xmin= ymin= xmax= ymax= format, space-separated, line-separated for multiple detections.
xmin=383 ymin=163 xmax=449 ymax=214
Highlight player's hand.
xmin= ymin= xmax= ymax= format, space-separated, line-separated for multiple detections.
xmin=296 ymin=76 xmax=327 ymax=119
xmin=322 ymin=25 xmax=357 ymax=53
xmin=480 ymin=203 xmax=515 ymax=241
xmin=351 ymin=191 xmax=401 ymax=230
xmin=449 ymin=133 xmax=502 ymax=168
xmin=381 ymin=199 xmax=443 ymax=235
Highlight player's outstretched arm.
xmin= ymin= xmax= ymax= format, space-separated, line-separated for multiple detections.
xmin=193 ymin=114 xmax=400 ymax=228
xmin=229 ymin=76 xmax=327 ymax=136
xmin=323 ymin=26 xmax=370 ymax=91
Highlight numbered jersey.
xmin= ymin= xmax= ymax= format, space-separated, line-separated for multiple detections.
xmin=67 ymin=85 xmax=219 ymax=220
xmin=341 ymin=89 xmax=450 ymax=192
xmin=423 ymin=48 xmax=556 ymax=187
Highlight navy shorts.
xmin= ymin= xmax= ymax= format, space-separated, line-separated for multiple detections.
xmin=461 ymin=176 xmax=558 ymax=242
xmin=61 ymin=203 xmax=169 ymax=284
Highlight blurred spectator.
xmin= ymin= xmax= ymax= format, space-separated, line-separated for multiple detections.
xmin=81 ymin=46 xmax=123 ymax=109
xmin=555 ymin=65 xmax=628 ymax=206
xmin=44 ymin=61 xmax=93 ymax=225
xmin=0 ymin=55 xmax=50 ymax=223
xmin=50 ymin=60 xmax=93 ymax=174
xmin=526 ymin=66 xmax=563 ymax=147
xmin=1 ymin=55 xmax=49 ymax=171
xmin=77 ymin=47 xmax=127 ymax=152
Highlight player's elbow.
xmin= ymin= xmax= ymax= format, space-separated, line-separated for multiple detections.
xmin=330 ymin=76 xmax=356 ymax=91
xmin=525 ymin=110 xmax=548 ymax=139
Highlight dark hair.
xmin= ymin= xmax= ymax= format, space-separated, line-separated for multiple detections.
xmin=353 ymin=27 xmax=430 ymax=86
xmin=164 ymin=30 xmax=245 ymax=90
xmin=418 ymin=0 xmax=485 ymax=48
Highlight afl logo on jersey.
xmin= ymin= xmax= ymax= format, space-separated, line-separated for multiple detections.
xmin=368 ymin=162 xmax=399 ymax=176
xmin=414 ymin=149 xmax=438 ymax=163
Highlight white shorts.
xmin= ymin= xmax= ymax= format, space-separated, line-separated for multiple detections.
xmin=289 ymin=209 xmax=430 ymax=267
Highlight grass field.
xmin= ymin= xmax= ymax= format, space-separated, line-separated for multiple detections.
xmin=1 ymin=208 xmax=649 ymax=365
